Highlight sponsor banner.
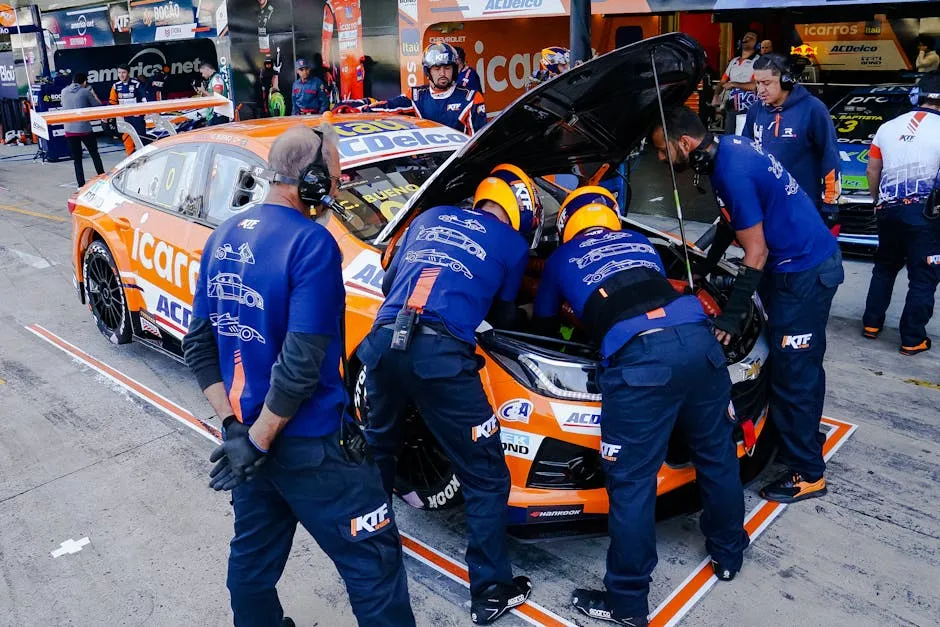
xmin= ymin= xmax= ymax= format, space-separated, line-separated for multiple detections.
xmin=526 ymin=504 xmax=584 ymax=521
xmin=549 ymin=401 xmax=602 ymax=435
xmin=54 ymin=38 xmax=217 ymax=103
xmin=0 ymin=51 xmax=16 ymax=100
xmin=337 ymin=126 xmax=467 ymax=162
xmin=129 ymin=0 xmax=195 ymax=44
xmin=134 ymin=275 xmax=195 ymax=338
xmin=500 ymin=427 xmax=543 ymax=460
xmin=0 ymin=4 xmax=16 ymax=28
xmin=43 ymin=6 xmax=116 ymax=49
xmin=795 ymin=21 xmax=911 ymax=72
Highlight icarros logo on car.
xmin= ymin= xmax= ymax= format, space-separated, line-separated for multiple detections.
xmin=550 ymin=402 xmax=601 ymax=435
xmin=497 ymin=398 xmax=533 ymax=424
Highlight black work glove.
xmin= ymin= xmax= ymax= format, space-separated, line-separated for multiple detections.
xmin=712 ymin=265 xmax=763 ymax=339
xmin=209 ymin=418 xmax=268 ymax=491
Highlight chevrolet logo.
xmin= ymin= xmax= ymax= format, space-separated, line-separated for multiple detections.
xmin=743 ymin=359 xmax=762 ymax=381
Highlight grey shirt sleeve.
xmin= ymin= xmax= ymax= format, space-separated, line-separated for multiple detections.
xmin=264 ymin=332 xmax=331 ymax=418
xmin=182 ymin=316 xmax=223 ymax=391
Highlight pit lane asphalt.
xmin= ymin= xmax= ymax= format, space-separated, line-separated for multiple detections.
xmin=0 ymin=140 xmax=937 ymax=626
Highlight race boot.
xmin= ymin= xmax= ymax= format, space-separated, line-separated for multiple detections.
xmin=760 ymin=471 xmax=827 ymax=503
xmin=571 ymin=589 xmax=648 ymax=626
xmin=471 ymin=576 xmax=532 ymax=624
xmin=862 ymin=326 xmax=881 ymax=340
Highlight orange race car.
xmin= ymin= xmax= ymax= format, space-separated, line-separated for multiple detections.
xmin=69 ymin=34 xmax=773 ymax=534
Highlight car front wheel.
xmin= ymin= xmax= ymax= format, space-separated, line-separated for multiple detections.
xmin=353 ymin=363 xmax=464 ymax=511
xmin=83 ymin=239 xmax=133 ymax=345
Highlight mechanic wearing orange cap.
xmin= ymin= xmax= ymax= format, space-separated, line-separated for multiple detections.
xmin=533 ymin=187 xmax=748 ymax=627
xmin=356 ymin=165 xmax=543 ymax=624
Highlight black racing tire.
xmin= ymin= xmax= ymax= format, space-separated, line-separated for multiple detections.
xmin=83 ymin=239 xmax=133 ymax=345
xmin=353 ymin=362 xmax=464 ymax=511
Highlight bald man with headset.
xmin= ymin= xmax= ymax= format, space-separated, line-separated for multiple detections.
xmin=183 ymin=125 xmax=415 ymax=627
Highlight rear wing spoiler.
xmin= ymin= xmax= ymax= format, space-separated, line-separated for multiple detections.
xmin=30 ymin=95 xmax=233 ymax=149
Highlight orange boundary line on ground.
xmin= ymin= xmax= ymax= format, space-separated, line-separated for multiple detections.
xmin=26 ymin=323 xmax=574 ymax=626
xmin=648 ymin=416 xmax=857 ymax=627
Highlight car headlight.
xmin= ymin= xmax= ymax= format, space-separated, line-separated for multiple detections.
xmin=481 ymin=334 xmax=601 ymax=402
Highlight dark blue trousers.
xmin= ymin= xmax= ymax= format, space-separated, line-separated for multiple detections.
xmin=863 ymin=203 xmax=940 ymax=348
xmin=357 ymin=326 xmax=513 ymax=596
xmin=226 ymin=434 xmax=415 ymax=627
xmin=759 ymin=250 xmax=843 ymax=481
xmin=598 ymin=323 xmax=749 ymax=617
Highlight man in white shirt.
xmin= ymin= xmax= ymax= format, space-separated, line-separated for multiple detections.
xmin=718 ymin=30 xmax=760 ymax=134
xmin=862 ymin=73 xmax=940 ymax=355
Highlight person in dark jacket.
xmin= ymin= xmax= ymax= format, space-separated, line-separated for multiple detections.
xmin=744 ymin=53 xmax=842 ymax=232
xmin=60 ymin=72 xmax=105 ymax=188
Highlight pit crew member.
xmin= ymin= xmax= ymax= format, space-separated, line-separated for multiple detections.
xmin=862 ymin=73 xmax=940 ymax=355
xmin=528 ymin=46 xmax=570 ymax=88
xmin=355 ymin=164 xmax=542 ymax=624
xmin=259 ymin=56 xmax=280 ymax=117
xmin=195 ymin=61 xmax=231 ymax=126
xmin=335 ymin=43 xmax=486 ymax=136
xmin=291 ymin=57 xmax=329 ymax=115
xmin=652 ymin=106 xmax=845 ymax=504
xmin=147 ymin=64 xmax=169 ymax=101
xmin=182 ymin=126 xmax=415 ymax=626
xmin=744 ymin=53 xmax=841 ymax=231
xmin=532 ymin=187 xmax=748 ymax=626
xmin=717 ymin=31 xmax=760 ymax=135
xmin=109 ymin=63 xmax=147 ymax=155
xmin=455 ymin=45 xmax=483 ymax=93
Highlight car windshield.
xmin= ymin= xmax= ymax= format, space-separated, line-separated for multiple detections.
xmin=831 ymin=92 xmax=912 ymax=146
xmin=335 ymin=152 xmax=454 ymax=242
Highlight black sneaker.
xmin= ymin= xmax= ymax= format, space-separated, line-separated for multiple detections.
xmin=862 ymin=326 xmax=880 ymax=340
xmin=571 ymin=589 xmax=648 ymax=626
xmin=711 ymin=560 xmax=738 ymax=581
xmin=470 ymin=576 xmax=532 ymax=624
xmin=760 ymin=471 xmax=827 ymax=503
xmin=281 ymin=619 xmax=295 ymax=627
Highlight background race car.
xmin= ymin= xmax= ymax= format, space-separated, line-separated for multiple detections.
xmin=830 ymin=85 xmax=914 ymax=251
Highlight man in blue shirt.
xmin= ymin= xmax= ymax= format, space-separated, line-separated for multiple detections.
xmin=356 ymin=164 xmax=541 ymax=624
xmin=335 ymin=43 xmax=487 ymax=136
xmin=744 ymin=53 xmax=842 ymax=231
xmin=533 ymin=187 xmax=748 ymax=627
xmin=455 ymin=46 xmax=484 ymax=93
xmin=183 ymin=126 xmax=415 ymax=627
xmin=652 ymin=107 xmax=845 ymax=505
xmin=291 ymin=57 xmax=329 ymax=115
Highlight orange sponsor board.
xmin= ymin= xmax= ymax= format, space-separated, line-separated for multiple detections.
xmin=795 ymin=20 xmax=911 ymax=71
xmin=401 ymin=15 xmax=658 ymax=113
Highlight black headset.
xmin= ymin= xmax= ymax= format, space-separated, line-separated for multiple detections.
xmin=690 ymin=132 xmax=718 ymax=175
xmin=764 ymin=53 xmax=797 ymax=91
xmin=272 ymin=130 xmax=335 ymax=212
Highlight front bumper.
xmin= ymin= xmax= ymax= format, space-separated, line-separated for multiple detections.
xmin=838 ymin=195 xmax=878 ymax=248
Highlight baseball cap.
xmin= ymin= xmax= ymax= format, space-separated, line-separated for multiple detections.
xmin=296 ymin=57 xmax=309 ymax=69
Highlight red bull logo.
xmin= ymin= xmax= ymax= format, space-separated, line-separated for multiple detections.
xmin=791 ymin=44 xmax=818 ymax=57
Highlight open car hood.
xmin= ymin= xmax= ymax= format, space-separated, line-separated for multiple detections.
xmin=375 ymin=32 xmax=705 ymax=245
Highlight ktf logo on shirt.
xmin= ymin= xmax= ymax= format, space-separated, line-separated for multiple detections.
xmin=781 ymin=333 xmax=812 ymax=349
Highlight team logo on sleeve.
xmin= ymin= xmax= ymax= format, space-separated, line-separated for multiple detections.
xmin=350 ymin=503 xmax=391 ymax=537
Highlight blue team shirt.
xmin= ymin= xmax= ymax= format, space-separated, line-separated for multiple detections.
xmin=362 ymin=85 xmax=487 ymax=136
xmin=457 ymin=66 xmax=483 ymax=93
xmin=292 ymin=77 xmax=329 ymax=114
xmin=710 ymin=136 xmax=837 ymax=273
xmin=192 ymin=203 xmax=347 ymax=437
xmin=377 ymin=206 xmax=529 ymax=344
xmin=534 ymin=228 xmax=707 ymax=359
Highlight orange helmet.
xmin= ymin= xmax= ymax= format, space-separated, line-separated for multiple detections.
xmin=473 ymin=164 xmax=542 ymax=239
xmin=556 ymin=186 xmax=621 ymax=243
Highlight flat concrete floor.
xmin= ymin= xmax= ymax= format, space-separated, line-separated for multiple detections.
xmin=0 ymin=139 xmax=937 ymax=626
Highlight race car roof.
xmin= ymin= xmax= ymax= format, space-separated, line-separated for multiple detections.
xmin=375 ymin=32 xmax=705 ymax=245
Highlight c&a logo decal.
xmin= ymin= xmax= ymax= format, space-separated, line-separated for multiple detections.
xmin=350 ymin=502 xmax=391 ymax=537
xmin=781 ymin=333 xmax=812 ymax=350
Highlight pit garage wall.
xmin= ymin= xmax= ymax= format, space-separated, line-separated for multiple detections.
xmin=226 ymin=0 xmax=402 ymax=119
